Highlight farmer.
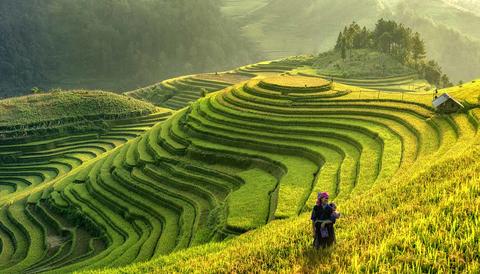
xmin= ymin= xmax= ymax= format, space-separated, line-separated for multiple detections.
xmin=311 ymin=192 xmax=338 ymax=249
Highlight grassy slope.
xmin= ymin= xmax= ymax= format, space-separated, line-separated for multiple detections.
xmin=0 ymin=90 xmax=157 ymax=127
xmin=88 ymin=117 xmax=480 ymax=273
xmin=312 ymin=49 xmax=414 ymax=78
xmin=292 ymin=49 xmax=430 ymax=93
xmin=442 ymin=79 xmax=480 ymax=106
xmin=84 ymin=80 xmax=480 ymax=274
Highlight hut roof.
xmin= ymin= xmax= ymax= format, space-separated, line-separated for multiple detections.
xmin=432 ymin=93 xmax=464 ymax=108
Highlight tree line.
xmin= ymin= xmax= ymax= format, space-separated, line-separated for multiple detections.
xmin=335 ymin=19 xmax=452 ymax=87
xmin=0 ymin=0 xmax=259 ymax=98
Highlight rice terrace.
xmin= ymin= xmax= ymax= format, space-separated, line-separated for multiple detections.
xmin=1 ymin=1 xmax=480 ymax=273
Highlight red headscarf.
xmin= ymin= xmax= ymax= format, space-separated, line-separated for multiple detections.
xmin=316 ymin=192 xmax=329 ymax=206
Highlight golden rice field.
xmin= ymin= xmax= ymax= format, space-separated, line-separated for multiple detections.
xmin=0 ymin=59 xmax=479 ymax=273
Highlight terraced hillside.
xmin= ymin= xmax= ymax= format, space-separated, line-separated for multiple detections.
xmin=2 ymin=74 xmax=478 ymax=272
xmin=443 ymin=79 xmax=480 ymax=105
xmin=126 ymin=58 xmax=309 ymax=110
xmin=296 ymin=50 xmax=432 ymax=92
xmin=96 ymin=76 xmax=480 ymax=273
xmin=0 ymin=90 xmax=159 ymax=141
xmin=0 ymin=92 xmax=172 ymax=273
xmin=299 ymin=72 xmax=431 ymax=92
xmin=125 ymin=73 xmax=250 ymax=110
xmin=235 ymin=60 xmax=302 ymax=76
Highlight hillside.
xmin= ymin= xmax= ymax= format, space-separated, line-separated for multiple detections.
xmin=0 ymin=90 xmax=160 ymax=140
xmin=220 ymin=0 xmax=480 ymax=82
xmin=0 ymin=0 xmax=259 ymax=98
xmin=396 ymin=0 xmax=480 ymax=41
xmin=0 ymin=91 xmax=158 ymax=126
xmin=311 ymin=49 xmax=414 ymax=77
xmin=1 ymin=58 xmax=479 ymax=272
xmin=91 ymin=123 xmax=480 ymax=273
xmin=0 ymin=101 xmax=172 ymax=273
xmin=224 ymin=0 xmax=383 ymax=57
xmin=393 ymin=4 xmax=480 ymax=83
xmin=445 ymin=0 xmax=480 ymax=13
xmin=442 ymin=79 xmax=480 ymax=106
xmin=220 ymin=0 xmax=270 ymax=19
xmin=86 ymin=76 xmax=480 ymax=273
xmin=125 ymin=58 xmax=313 ymax=109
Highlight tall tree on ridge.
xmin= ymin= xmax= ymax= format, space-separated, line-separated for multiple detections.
xmin=424 ymin=60 xmax=442 ymax=86
xmin=340 ymin=35 xmax=348 ymax=60
xmin=335 ymin=32 xmax=343 ymax=51
xmin=411 ymin=32 xmax=426 ymax=68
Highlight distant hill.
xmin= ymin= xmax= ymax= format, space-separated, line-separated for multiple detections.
xmin=443 ymin=0 xmax=480 ymax=14
xmin=220 ymin=0 xmax=270 ymax=19
xmin=221 ymin=0 xmax=480 ymax=82
xmin=0 ymin=0 xmax=260 ymax=98
xmin=222 ymin=0 xmax=385 ymax=57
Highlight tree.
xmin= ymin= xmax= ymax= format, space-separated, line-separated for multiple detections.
xmin=378 ymin=32 xmax=393 ymax=53
xmin=440 ymin=74 xmax=452 ymax=88
xmin=334 ymin=18 xmax=450 ymax=87
xmin=200 ymin=88 xmax=207 ymax=98
xmin=0 ymin=0 xmax=259 ymax=98
xmin=31 ymin=87 xmax=41 ymax=94
xmin=423 ymin=60 xmax=442 ymax=86
xmin=411 ymin=32 xmax=426 ymax=67
xmin=334 ymin=32 xmax=343 ymax=51
xmin=358 ymin=26 xmax=370 ymax=48
xmin=340 ymin=37 xmax=347 ymax=60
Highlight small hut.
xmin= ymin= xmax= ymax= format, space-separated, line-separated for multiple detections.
xmin=432 ymin=93 xmax=464 ymax=113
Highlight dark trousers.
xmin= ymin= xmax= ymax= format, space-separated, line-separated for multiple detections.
xmin=313 ymin=222 xmax=335 ymax=249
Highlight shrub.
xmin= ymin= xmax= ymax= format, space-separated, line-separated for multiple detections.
xmin=31 ymin=87 xmax=41 ymax=94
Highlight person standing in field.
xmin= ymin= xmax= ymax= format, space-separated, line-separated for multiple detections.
xmin=311 ymin=192 xmax=338 ymax=249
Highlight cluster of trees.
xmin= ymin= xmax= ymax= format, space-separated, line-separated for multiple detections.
xmin=0 ymin=0 xmax=259 ymax=98
xmin=335 ymin=19 xmax=453 ymax=87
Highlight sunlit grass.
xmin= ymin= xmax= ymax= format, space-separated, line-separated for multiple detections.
xmin=87 ymin=130 xmax=480 ymax=273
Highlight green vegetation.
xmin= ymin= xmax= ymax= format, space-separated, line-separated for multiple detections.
xmin=220 ymin=0 xmax=480 ymax=83
xmin=0 ymin=0 xmax=259 ymax=98
xmin=292 ymin=49 xmax=431 ymax=93
xmin=79 ymin=75 xmax=479 ymax=274
xmin=87 ymin=133 xmax=480 ymax=273
xmin=0 ymin=107 xmax=171 ymax=272
xmin=0 ymin=41 xmax=480 ymax=272
xmin=0 ymin=90 xmax=159 ymax=140
xmin=220 ymin=0 xmax=270 ymax=19
xmin=226 ymin=169 xmax=277 ymax=232
xmin=1 ymin=56 xmax=479 ymax=273
xmin=334 ymin=20 xmax=452 ymax=87
xmin=125 ymin=58 xmax=309 ymax=110
xmin=126 ymin=73 xmax=250 ymax=110
xmin=313 ymin=49 xmax=415 ymax=78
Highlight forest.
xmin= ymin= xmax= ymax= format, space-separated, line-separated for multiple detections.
xmin=335 ymin=19 xmax=452 ymax=87
xmin=0 ymin=0 xmax=258 ymax=98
